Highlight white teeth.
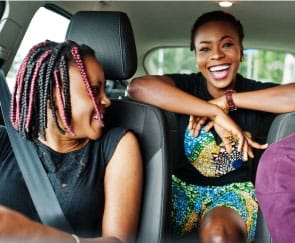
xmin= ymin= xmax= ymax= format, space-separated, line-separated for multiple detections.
xmin=209 ymin=64 xmax=230 ymax=72
xmin=93 ymin=116 xmax=99 ymax=120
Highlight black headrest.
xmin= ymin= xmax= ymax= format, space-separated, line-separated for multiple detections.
xmin=66 ymin=11 xmax=137 ymax=81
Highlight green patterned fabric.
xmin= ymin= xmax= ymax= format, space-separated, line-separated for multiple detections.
xmin=172 ymin=175 xmax=258 ymax=242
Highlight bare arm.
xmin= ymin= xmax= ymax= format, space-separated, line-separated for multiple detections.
xmin=0 ymin=205 xmax=119 ymax=243
xmin=232 ymin=83 xmax=295 ymax=113
xmin=128 ymin=75 xmax=221 ymax=119
xmin=102 ymin=131 xmax=142 ymax=243
xmin=128 ymin=75 xmax=248 ymax=153
xmin=211 ymin=83 xmax=295 ymax=113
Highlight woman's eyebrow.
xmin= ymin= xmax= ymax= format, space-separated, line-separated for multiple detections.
xmin=199 ymin=40 xmax=211 ymax=45
xmin=199 ymin=35 xmax=234 ymax=45
xmin=220 ymin=35 xmax=234 ymax=41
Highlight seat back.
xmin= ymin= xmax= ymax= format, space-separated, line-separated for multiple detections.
xmin=104 ymin=100 xmax=171 ymax=243
xmin=66 ymin=11 xmax=170 ymax=243
xmin=266 ymin=112 xmax=295 ymax=143
xmin=255 ymin=112 xmax=295 ymax=243
xmin=66 ymin=11 xmax=137 ymax=81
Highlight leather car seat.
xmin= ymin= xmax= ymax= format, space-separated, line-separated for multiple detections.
xmin=66 ymin=11 xmax=171 ymax=243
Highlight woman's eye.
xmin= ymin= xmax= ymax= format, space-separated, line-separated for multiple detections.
xmin=199 ymin=47 xmax=210 ymax=52
xmin=223 ymin=42 xmax=233 ymax=48
xmin=91 ymin=86 xmax=100 ymax=95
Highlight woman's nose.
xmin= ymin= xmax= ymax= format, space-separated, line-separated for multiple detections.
xmin=210 ymin=47 xmax=224 ymax=60
xmin=101 ymin=94 xmax=111 ymax=107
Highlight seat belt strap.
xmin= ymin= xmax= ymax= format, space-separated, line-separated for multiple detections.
xmin=0 ymin=69 xmax=73 ymax=233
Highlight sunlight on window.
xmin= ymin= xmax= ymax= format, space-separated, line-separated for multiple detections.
xmin=144 ymin=47 xmax=295 ymax=84
xmin=6 ymin=7 xmax=69 ymax=90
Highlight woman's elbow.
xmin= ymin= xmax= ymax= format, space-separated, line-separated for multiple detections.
xmin=127 ymin=77 xmax=146 ymax=100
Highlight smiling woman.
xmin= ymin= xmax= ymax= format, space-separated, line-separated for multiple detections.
xmin=128 ymin=10 xmax=295 ymax=243
xmin=0 ymin=40 xmax=142 ymax=243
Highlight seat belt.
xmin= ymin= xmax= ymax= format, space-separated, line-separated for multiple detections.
xmin=0 ymin=69 xmax=73 ymax=233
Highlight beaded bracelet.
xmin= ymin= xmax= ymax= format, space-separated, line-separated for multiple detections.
xmin=72 ymin=234 xmax=80 ymax=243
xmin=224 ymin=89 xmax=237 ymax=111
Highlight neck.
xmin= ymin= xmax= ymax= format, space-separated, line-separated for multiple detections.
xmin=38 ymin=134 xmax=89 ymax=153
xmin=39 ymin=112 xmax=89 ymax=153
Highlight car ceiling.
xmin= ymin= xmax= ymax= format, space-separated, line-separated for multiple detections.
xmin=56 ymin=1 xmax=295 ymax=55
xmin=4 ymin=1 xmax=295 ymax=77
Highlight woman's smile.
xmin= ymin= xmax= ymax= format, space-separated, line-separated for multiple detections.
xmin=208 ymin=64 xmax=231 ymax=80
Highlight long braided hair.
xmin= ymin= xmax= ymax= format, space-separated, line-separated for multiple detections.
xmin=10 ymin=40 xmax=104 ymax=140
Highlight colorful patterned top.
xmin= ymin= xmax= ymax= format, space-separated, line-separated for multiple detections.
xmin=184 ymin=127 xmax=244 ymax=177
xmin=166 ymin=72 xmax=277 ymax=186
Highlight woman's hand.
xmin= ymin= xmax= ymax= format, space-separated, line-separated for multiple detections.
xmin=209 ymin=96 xmax=228 ymax=113
xmin=243 ymin=131 xmax=268 ymax=159
xmin=188 ymin=115 xmax=209 ymax=137
xmin=188 ymin=113 xmax=268 ymax=161
xmin=188 ymin=96 xmax=229 ymax=137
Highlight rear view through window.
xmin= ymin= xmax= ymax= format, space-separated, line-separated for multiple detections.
xmin=144 ymin=47 xmax=295 ymax=84
xmin=6 ymin=6 xmax=69 ymax=90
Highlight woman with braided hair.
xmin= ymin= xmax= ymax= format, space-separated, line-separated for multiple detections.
xmin=0 ymin=40 xmax=142 ymax=243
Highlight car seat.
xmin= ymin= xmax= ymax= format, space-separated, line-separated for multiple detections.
xmin=66 ymin=11 xmax=171 ymax=243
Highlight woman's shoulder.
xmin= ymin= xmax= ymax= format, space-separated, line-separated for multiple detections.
xmin=94 ymin=127 xmax=131 ymax=151
xmin=92 ymin=127 xmax=131 ymax=165
xmin=102 ymin=127 xmax=130 ymax=140
xmin=165 ymin=72 xmax=202 ymax=93
xmin=236 ymin=74 xmax=278 ymax=91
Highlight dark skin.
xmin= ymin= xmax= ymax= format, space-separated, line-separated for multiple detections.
xmin=190 ymin=20 xmax=295 ymax=243
xmin=128 ymin=19 xmax=295 ymax=243
xmin=0 ymin=56 xmax=143 ymax=243
xmin=199 ymin=207 xmax=246 ymax=243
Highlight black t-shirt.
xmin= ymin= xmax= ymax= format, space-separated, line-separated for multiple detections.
xmin=166 ymin=72 xmax=277 ymax=186
xmin=0 ymin=126 xmax=128 ymax=237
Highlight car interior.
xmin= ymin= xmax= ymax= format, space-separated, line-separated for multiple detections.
xmin=0 ymin=1 xmax=295 ymax=243
xmin=66 ymin=10 xmax=172 ymax=242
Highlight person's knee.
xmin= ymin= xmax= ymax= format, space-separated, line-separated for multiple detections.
xmin=199 ymin=207 xmax=247 ymax=243
xmin=199 ymin=219 xmax=245 ymax=243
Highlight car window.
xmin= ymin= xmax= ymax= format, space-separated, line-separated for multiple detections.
xmin=6 ymin=6 xmax=70 ymax=90
xmin=144 ymin=47 xmax=295 ymax=84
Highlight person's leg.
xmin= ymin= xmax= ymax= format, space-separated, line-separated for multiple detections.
xmin=171 ymin=177 xmax=258 ymax=242
xmin=171 ymin=175 xmax=202 ymax=237
xmin=199 ymin=206 xmax=246 ymax=243
xmin=199 ymin=182 xmax=258 ymax=243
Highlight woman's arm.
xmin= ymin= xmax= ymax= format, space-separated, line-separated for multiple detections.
xmin=0 ymin=205 xmax=120 ymax=242
xmin=212 ymin=83 xmax=295 ymax=113
xmin=128 ymin=75 xmax=248 ymax=153
xmin=102 ymin=131 xmax=142 ymax=243
xmin=128 ymin=75 xmax=221 ymax=118
xmin=233 ymin=83 xmax=295 ymax=113
xmin=0 ymin=205 xmax=70 ymax=242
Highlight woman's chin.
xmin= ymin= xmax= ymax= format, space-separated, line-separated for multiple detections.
xmin=89 ymin=129 xmax=104 ymax=140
